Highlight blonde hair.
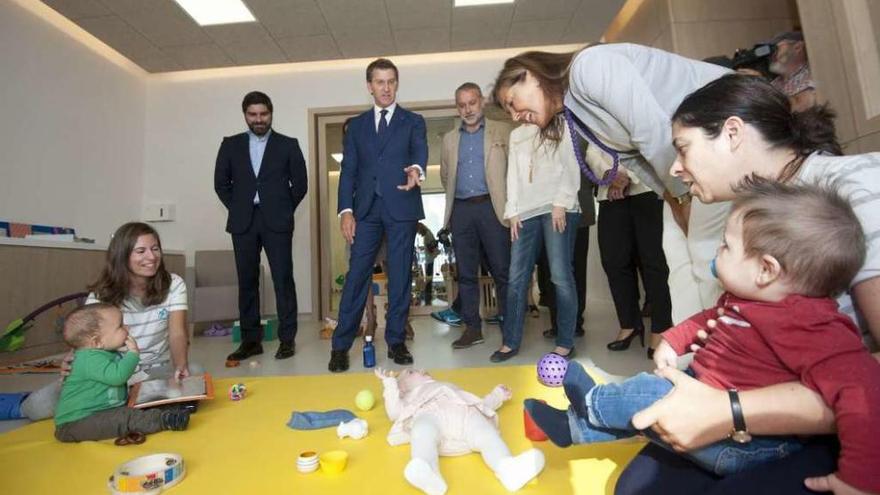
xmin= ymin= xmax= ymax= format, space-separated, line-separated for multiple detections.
xmin=732 ymin=177 xmax=865 ymax=297
xmin=63 ymin=302 xmax=117 ymax=348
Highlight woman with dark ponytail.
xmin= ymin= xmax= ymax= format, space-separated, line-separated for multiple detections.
xmin=617 ymin=73 xmax=880 ymax=495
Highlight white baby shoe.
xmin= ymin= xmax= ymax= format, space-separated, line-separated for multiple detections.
xmin=336 ymin=418 xmax=369 ymax=440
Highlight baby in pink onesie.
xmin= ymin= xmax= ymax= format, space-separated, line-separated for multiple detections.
xmin=375 ymin=368 xmax=545 ymax=495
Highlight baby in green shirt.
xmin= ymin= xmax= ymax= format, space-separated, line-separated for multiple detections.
xmin=54 ymin=303 xmax=190 ymax=442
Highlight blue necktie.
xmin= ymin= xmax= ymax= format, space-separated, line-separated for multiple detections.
xmin=378 ymin=109 xmax=388 ymax=136
xmin=375 ymin=109 xmax=388 ymax=197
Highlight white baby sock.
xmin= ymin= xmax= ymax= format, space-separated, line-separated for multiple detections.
xmin=404 ymin=458 xmax=448 ymax=495
xmin=494 ymin=448 xmax=546 ymax=492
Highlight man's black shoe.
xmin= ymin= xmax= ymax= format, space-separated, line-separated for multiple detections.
xmin=275 ymin=341 xmax=295 ymax=360
xmin=227 ymin=342 xmax=263 ymax=361
xmin=388 ymin=343 xmax=414 ymax=365
xmin=328 ymin=350 xmax=349 ymax=372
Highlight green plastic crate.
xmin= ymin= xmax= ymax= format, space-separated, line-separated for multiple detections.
xmin=231 ymin=318 xmax=278 ymax=343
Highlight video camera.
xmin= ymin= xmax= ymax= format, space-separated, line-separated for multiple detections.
xmin=731 ymin=43 xmax=774 ymax=77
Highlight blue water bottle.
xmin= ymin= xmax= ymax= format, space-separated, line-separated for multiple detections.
xmin=363 ymin=335 xmax=376 ymax=368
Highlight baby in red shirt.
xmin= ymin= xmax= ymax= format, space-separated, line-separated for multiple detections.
xmin=525 ymin=179 xmax=880 ymax=493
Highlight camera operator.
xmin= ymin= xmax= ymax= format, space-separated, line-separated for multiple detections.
xmin=767 ymin=31 xmax=817 ymax=112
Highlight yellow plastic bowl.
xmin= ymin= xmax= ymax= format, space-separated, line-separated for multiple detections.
xmin=319 ymin=450 xmax=348 ymax=474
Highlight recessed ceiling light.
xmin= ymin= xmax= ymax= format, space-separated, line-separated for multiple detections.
xmin=173 ymin=0 xmax=256 ymax=26
xmin=455 ymin=0 xmax=515 ymax=6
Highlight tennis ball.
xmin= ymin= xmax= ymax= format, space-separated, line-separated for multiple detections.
xmin=355 ymin=390 xmax=375 ymax=411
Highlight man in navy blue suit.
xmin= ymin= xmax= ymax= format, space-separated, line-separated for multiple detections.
xmin=329 ymin=58 xmax=427 ymax=372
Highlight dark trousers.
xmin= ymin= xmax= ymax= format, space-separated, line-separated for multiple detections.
xmin=423 ymin=261 xmax=434 ymax=304
xmin=539 ymin=226 xmax=590 ymax=330
xmin=55 ymin=406 xmax=164 ymax=442
xmin=615 ymin=439 xmax=838 ymax=495
xmin=334 ymin=196 xmax=417 ymax=350
xmin=232 ymin=206 xmax=297 ymax=344
xmin=449 ymin=199 xmax=510 ymax=331
xmin=598 ymin=192 xmax=672 ymax=333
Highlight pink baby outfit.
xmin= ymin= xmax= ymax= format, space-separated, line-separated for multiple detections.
xmin=384 ymin=379 xmax=506 ymax=455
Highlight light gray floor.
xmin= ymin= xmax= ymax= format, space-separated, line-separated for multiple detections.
xmin=0 ymin=297 xmax=655 ymax=433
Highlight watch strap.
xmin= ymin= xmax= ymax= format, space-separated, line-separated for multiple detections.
xmin=728 ymin=388 xmax=747 ymax=432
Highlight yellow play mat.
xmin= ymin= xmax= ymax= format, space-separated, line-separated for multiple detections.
xmin=0 ymin=366 xmax=645 ymax=494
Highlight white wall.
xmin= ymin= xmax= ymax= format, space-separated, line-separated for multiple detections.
xmin=0 ymin=1 xmax=146 ymax=241
xmin=142 ymin=46 xmax=613 ymax=314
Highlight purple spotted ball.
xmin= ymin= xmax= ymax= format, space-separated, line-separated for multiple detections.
xmin=537 ymin=352 xmax=569 ymax=387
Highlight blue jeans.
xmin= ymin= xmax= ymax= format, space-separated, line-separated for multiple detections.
xmin=503 ymin=212 xmax=579 ymax=350
xmin=569 ymin=372 xmax=803 ymax=476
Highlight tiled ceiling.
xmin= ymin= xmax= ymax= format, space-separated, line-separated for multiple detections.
xmin=41 ymin=0 xmax=625 ymax=73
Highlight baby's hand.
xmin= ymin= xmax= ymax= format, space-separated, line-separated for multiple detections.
xmin=653 ymin=340 xmax=678 ymax=370
xmin=496 ymin=385 xmax=513 ymax=401
xmin=124 ymin=336 xmax=139 ymax=354
xmin=60 ymin=350 xmax=75 ymax=377
xmin=374 ymin=367 xmax=394 ymax=380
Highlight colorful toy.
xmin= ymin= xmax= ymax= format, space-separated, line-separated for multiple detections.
xmin=523 ymin=400 xmax=549 ymax=441
xmin=337 ymin=418 xmax=369 ymax=440
xmin=355 ymin=389 xmax=375 ymax=411
xmin=1 ymin=292 xmax=87 ymax=352
xmin=319 ymin=450 xmax=349 ymax=474
xmin=228 ymin=383 xmax=247 ymax=401
xmin=297 ymin=451 xmax=319 ymax=474
xmin=536 ymin=352 xmax=569 ymax=387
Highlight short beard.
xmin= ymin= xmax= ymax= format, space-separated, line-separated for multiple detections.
xmin=248 ymin=123 xmax=270 ymax=136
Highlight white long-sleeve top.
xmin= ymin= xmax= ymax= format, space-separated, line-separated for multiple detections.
xmin=504 ymin=123 xmax=582 ymax=221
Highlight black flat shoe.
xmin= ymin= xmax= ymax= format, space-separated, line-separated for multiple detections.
xmin=553 ymin=347 xmax=576 ymax=360
xmin=328 ymin=350 xmax=349 ymax=373
xmin=388 ymin=344 xmax=414 ymax=365
xmin=275 ymin=341 xmax=295 ymax=360
xmin=543 ymin=327 xmax=586 ymax=339
xmin=606 ymin=327 xmax=645 ymax=351
xmin=490 ymin=348 xmax=518 ymax=363
xmin=227 ymin=342 xmax=263 ymax=361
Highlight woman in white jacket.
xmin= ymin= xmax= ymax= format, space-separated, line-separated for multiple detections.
xmin=491 ymin=121 xmax=581 ymax=362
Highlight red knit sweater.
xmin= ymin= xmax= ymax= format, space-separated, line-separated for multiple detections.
xmin=663 ymin=293 xmax=880 ymax=493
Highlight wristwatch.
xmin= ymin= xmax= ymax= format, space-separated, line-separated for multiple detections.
xmin=728 ymin=389 xmax=752 ymax=444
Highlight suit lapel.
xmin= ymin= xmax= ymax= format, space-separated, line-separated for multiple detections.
xmin=240 ymin=133 xmax=257 ymax=179
xmin=257 ymin=132 xmax=276 ymax=179
xmin=449 ymin=123 xmax=461 ymax=191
